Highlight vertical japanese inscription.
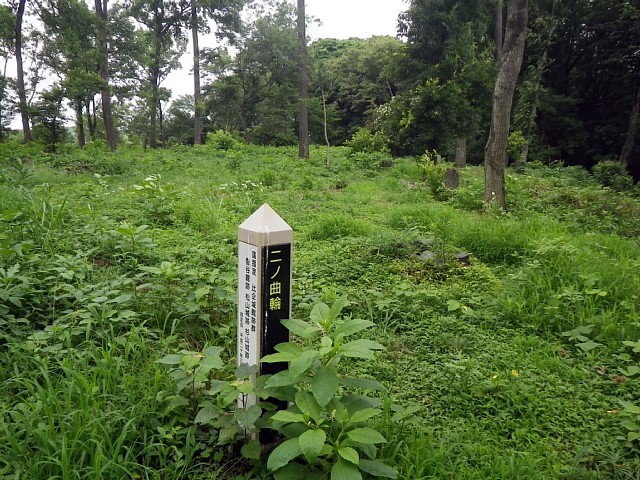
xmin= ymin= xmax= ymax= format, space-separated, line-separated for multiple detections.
xmin=238 ymin=242 xmax=259 ymax=368
xmin=261 ymin=243 xmax=291 ymax=376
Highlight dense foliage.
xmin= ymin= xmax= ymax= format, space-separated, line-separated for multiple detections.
xmin=1 ymin=142 xmax=640 ymax=478
xmin=1 ymin=0 xmax=638 ymax=179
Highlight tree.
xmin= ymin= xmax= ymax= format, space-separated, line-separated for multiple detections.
xmin=311 ymin=36 xmax=404 ymax=145
xmin=190 ymin=0 xmax=242 ymax=145
xmin=620 ymin=86 xmax=640 ymax=170
xmin=484 ymin=0 xmax=528 ymax=209
xmin=95 ymin=0 xmax=117 ymax=150
xmin=201 ymin=1 xmax=298 ymax=144
xmin=39 ymin=0 xmax=102 ymax=147
xmin=14 ymin=0 xmax=32 ymax=142
xmin=0 ymin=5 xmax=16 ymax=141
xmin=129 ymin=0 xmax=190 ymax=148
xmin=297 ymin=0 xmax=308 ymax=159
xmin=389 ymin=0 xmax=495 ymax=157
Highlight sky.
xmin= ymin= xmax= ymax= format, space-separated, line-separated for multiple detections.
xmin=8 ymin=0 xmax=408 ymax=128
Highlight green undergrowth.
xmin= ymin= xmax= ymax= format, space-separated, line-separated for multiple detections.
xmin=1 ymin=144 xmax=639 ymax=478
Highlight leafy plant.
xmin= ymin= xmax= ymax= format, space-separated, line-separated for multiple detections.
xmin=345 ymin=129 xmax=389 ymax=157
xmin=258 ymin=296 xmax=398 ymax=479
xmin=591 ymin=160 xmax=634 ymax=192
xmin=417 ymin=151 xmax=450 ymax=200
xmin=131 ymin=174 xmax=179 ymax=224
xmin=207 ymin=130 xmax=241 ymax=150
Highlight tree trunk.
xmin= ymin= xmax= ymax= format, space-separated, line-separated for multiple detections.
xmin=297 ymin=0 xmax=309 ymax=159
xmin=191 ymin=0 xmax=202 ymax=145
xmin=0 ymin=57 xmax=8 ymax=142
xmin=484 ymin=0 xmax=528 ymax=209
xmin=322 ymin=90 xmax=330 ymax=165
xmin=16 ymin=0 xmax=32 ymax=142
xmin=76 ymin=103 xmax=86 ymax=147
xmin=495 ymin=0 xmax=503 ymax=65
xmin=86 ymin=100 xmax=97 ymax=140
xmin=95 ymin=0 xmax=117 ymax=151
xmin=149 ymin=27 xmax=161 ymax=149
xmin=454 ymin=138 xmax=467 ymax=167
xmin=619 ymin=86 xmax=640 ymax=169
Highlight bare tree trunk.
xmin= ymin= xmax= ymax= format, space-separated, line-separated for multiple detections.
xmin=95 ymin=0 xmax=117 ymax=151
xmin=86 ymin=100 xmax=97 ymax=140
xmin=191 ymin=0 xmax=202 ymax=145
xmin=495 ymin=0 xmax=503 ymax=65
xmin=76 ymin=103 xmax=86 ymax=147
xmin=322 ymin=90 xmax=330 ymax=165
xmin=297 ymin=0 xmax=309 ymax=159
xmin=0 ymin=57 xmax=8 ymax=142
xmin=455 ymin=138 xmax=467 ymax=167
xmin=148 ymin=20 xmax=162 ymax=149
xmin=16 ymin=0 xmax=32 ymax=142
xmin=484 ymin=0 xmax=528 ymax=209
xmin=619 ymin=86 xmax=640 ymax=170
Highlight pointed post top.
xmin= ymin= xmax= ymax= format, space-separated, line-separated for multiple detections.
xmin=239 ymin=204 xmax=293 ymax=247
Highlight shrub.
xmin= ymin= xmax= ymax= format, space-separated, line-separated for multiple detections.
xmin=591 ymin=160 xmax=634 ymax=191
xmin=418 ymin=151 xmax=450 ymax=201
xmin=306 ymin=213 xmax=371 ymax=240
xmin=350 ymin=151 xmax=390 ymax=170
xmin=206 ymin=130 xmax=240 ymax=150
xmin=507 ymin=130 xmax=526 ymax=165
xmin=345 ymin=128 xmax=389 ymax=156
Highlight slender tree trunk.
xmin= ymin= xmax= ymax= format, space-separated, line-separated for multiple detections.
xmin=76 ymin=103 xmax=86 ymax=147
xmin=455 ymin=138 xmax=467 ymax=167
xmin=297 ymin=0 xmax=309 ymax=159
xmin=86 ymin=101 xmax=96 ymax=140
xmin=191 ymin=0 xmax=202 ymax=144
xmin=0 ymin=57 xmax=8 ymax=142
xmin=620 ymin=86 xmax=640 ymax=169
xmin=159 ymin=96 xmax=164 ymax=145
xmin=149 ymin=25 xmax=161 ymax=149
xmin=495 ymin=0 xmax=503 ymax=65
xmin=484 ymin=0 xmax=528 ymax=209
xmin=95 ymin=0 xmax=117 ymax=151
xmin=16 ymin=0 xmax=32 ymax=142
xmin=322 ymin=90 xmax=330 ymax=165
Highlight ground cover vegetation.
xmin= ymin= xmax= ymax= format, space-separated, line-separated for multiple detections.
xmin=2 ymin=0 xmax=640 ymax=477
xmin=1 ymin=141 xmax=640 ymax=478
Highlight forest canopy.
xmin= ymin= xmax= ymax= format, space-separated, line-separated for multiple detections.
xmin=0 ymin=0 xmax=638 ymax=179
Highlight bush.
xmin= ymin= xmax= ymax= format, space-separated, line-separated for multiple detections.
xmin=507 ymin=130 xmax=526 ymax=165
xmin=591 ymin=160 xmax=634 ymax=191
xmin=206 ymin=130 xmax=240 ymax=150
xmin=418 ymin=151 xmax=450 ymax=201
xmin=306 ymin=213 xmax=371 ymax=240
xmin=345 ymin=128 xmax=389 ymax=156
xmin=350 ymin=151 xmax=390 ymax=170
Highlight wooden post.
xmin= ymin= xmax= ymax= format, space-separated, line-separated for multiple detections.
xmin=237 ymin=204 xmax=292 ymax=409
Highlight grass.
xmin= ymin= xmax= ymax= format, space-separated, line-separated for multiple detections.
xmin=1 ymin=143 xmax=640 ymax=478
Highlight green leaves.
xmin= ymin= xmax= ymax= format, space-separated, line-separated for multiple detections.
xmin=299 ymin=429 xmax=326 ymax=463
xmin=346 ymin=428 xmax=387 ymax=445
xmin=331 ymin=458 xmax=362 ymax=480
xmin=312 ymin=367 xmax=339 ymax=407
xmin=268 ymin=438 xmax=302 ymax=471
xmin=263 ymin=297 xmax=391 ymax=478
xmin=337 ymin=339 xmax=385 ymax=360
